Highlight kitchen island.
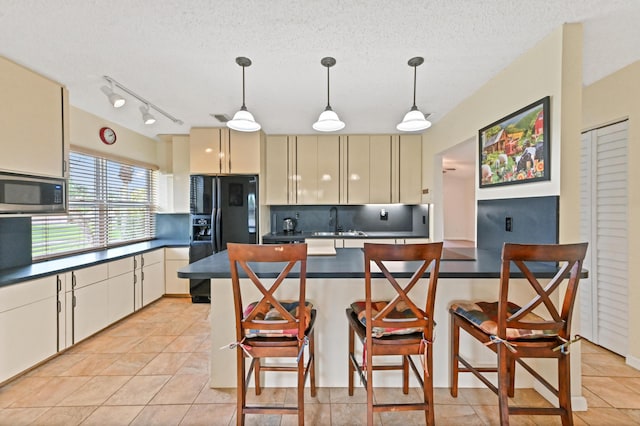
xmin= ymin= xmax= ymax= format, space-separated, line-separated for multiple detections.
xmin=177 ymin=246 xmax=584 ymax=406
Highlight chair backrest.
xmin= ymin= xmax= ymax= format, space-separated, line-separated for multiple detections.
xmin=363 ymin=242 xmax=443 ymax=340
xmin=499 ymin=242 xmax=588 ymax=339
xmin=227 ymin=243 xmax=308 ymax=339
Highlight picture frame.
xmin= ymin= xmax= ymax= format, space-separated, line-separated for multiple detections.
xmin=479 ymin=96 xmax=550 ymax=188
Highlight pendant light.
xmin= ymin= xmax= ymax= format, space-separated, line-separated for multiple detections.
xmin=397 ymin=56 xmax=432 ymax=132
xmin=313 ymin=57 xmax=345 ymax=132
xmin=227 ymin=57 xmax=261 ymax=132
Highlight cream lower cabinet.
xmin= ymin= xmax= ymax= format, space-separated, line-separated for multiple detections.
xmin=0 ymin=56 xmax=69 ymax=178
xmin=136 ymin=249 xmax=165 ymax=307
xmin=265 ymin=135 xmax=339 ymax=205
xmin=165 ymin=247 xmax=189 ymax=295
xmin=67 ymin=264 xmax=110 ymax=345
xmin=107 ymin=257 xmax=136 ymax=323
xmin=0 ymin=276 xmax=59 ymax=383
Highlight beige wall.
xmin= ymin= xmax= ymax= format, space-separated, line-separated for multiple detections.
xmin=421 ymin=23 xmax=585 ymax=401
xmin=423 ymin=24 xmax=583 ymax=245
xmin=582 ymin=61 xmax=640 ymax=364
xmin=69 ymin=106 xmax=159 ymax=166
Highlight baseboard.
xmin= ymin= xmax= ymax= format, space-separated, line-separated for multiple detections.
xmin=533 ymin=382 xmax=588 ymax=412
xmin=627 ymin=354 xmax=640 ymax=371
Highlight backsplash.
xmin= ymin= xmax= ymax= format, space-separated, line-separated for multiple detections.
xmin=0 ymin=217 xmax=32 ymax=269
xmin=267 ymin=204 xmax=429 ymax=235
xmin=477 ymin=196 xmax=558 ymax=251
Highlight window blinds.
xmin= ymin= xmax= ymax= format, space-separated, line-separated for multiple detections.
xmin=32 ymin=151 xmax=157 ymax=260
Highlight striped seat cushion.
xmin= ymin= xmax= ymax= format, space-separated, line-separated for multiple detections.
xmin=350 ymin=301 xmax=424 ymax=337
xmin=450 ymin=301 xmax=557 ymax=340
xmin=243 ymin=300 xmax=313 ymax=338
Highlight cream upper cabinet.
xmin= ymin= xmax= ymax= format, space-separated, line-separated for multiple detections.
xmin=396 ymin=134 xmax=422 ymax=204
xmin=316 ymin=135 xmax=340 ymax=204
xmin=265 ymin=135 xmax=291 ymax=204
xmin=370 ymin=135 xmax=393 ymax=203
xmin=228 ymin=129 xmax=260 ymax=174
xmin=266 ymin=135 xmax=339 ymax=205
xmin=342 ymin=135 xmax=370 ymax=204
xmin=190 ymin=128 xmax=260 ymax=175
xmin=0 ymin=56 xmax=68 ymax=178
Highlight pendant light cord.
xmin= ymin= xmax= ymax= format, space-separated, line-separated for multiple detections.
xmin=241 ymin=65 xmax=246 ymax=110
xmin=326 ymin=65 xmax=331 ymax=109
xmin=412 ymin=65 xmax=417 ymax=110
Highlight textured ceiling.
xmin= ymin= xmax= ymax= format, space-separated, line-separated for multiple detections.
xmin=1 ymin=0 xmax=639 ymax=141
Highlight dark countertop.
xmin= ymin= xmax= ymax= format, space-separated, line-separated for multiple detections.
xmin=0 ymin=239 xmax=189 ymax=288
xmin=262 ymin=231 xmax=429 ymax=243
xmin=177 ymin=247 xmax=563 ymax=280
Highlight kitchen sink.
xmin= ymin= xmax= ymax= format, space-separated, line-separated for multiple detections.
xmin=311 ymin=231 xmax=367 ymax=237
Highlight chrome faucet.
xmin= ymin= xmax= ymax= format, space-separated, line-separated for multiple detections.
xmin=329 ymin=206 xmax=339 ymax=233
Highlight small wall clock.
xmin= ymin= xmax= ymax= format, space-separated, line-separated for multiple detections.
xmin=99 ymin=127 xmax=117 ymax=145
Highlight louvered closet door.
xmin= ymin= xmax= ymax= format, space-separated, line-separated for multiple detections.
xmin=579 ymin=120 xmax=628 ymax=356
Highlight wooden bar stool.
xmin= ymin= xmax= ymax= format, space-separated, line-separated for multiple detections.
xmin=227 ymin=243 xmax=316 ymax=426
xmin=449 ymin=242 xmax=588 ymax=425
xmin=346 ymin=242 xmax=443 ymax=425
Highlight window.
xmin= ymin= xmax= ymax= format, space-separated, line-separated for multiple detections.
xmin=32 ymin=151 xmax=157 ymax=260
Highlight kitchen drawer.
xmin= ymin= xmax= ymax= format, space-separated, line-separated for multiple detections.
xmin=108 ymin=257 xmax=135 ymax=278
xmin=165 ymin=247 xmax=189 ymax=260
xmin=0 ymin=276 xmax=57 ymax=313
xmin=142 ymin=249 xmax=164 ymax=265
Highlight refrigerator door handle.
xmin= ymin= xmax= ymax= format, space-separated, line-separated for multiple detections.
xmin=215 ymin=207 xmax=222 ymax=252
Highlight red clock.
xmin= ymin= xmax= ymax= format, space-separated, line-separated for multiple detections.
xmin=99 ymin=127 xmax=117 ymax=145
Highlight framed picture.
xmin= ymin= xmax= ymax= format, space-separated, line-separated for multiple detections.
xmin=479 ymin=96 xmax=550 ymax=188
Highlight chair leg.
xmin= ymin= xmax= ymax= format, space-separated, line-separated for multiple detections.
xmin=366 ymin=340 xmax=375 ymax=426
xmin=558 ymin=354 xmax=573 ymax=426
xmin=497 ymin=344 xmax=511 ymax=426
xmin=237 ymin=349 xmax=246 ymax=426
xmin=424 ymin=346 xmax=435 ymax=426
xmin=507 ymin=353 xmax=516 ymax=398
xmin=310 ymin=329 xmax=317 ymax=398
xmin=348 ymin=325 xmax=355 ymax=396
xmin=403 ymin=355 xmax=409 ymax=394
xmin=254 ymin=358 xmax=261 ymax=396
xmin=450 ymin=315 xmax=460 ymax=397
xmin=298 ymin=345 xmax=305 ymax=426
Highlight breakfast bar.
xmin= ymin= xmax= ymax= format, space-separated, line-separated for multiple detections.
xmin=178 ymin=246 xmax=566 ymax=390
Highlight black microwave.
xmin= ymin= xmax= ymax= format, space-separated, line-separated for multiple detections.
xmin=0 ymin=172 xmax=66 ymax=214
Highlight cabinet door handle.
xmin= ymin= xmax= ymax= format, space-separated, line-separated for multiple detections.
xmin=134 ymin=274 xmax=137 ymax=285
xmin=141 ymin=271 xmax=145 ymax=281
xmin=57 ymin=300 xmax=62 ymax=313
xmin=134 ymin=258 xmax=137 ymax=269
xmin=72 ymin=295 xmax=76 ymax=308
xmin=72 ymin=273 xmax=76 ymax=289
xmin=57 ymin=276 xmax=62 ymax=292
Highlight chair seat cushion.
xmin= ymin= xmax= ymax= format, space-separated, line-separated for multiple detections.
xmin=450 ymin=301 xmax=558 ymax=340
xmin=350 ymin=301 xmax=423 ymax=337
xmin=243 ymin=300 xmax=313 ymax=338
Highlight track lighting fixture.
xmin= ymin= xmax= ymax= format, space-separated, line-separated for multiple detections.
xmin=313 ymin=57 xmax=345 ymax=132
xmin=227 ymin=57 xmax=261 ymax=132
xmin=102 ymin=76 xmax=183 ymax=125
xmin=397 ymin=57 xmax=432 ymax=132
xmin=100 ymin=84 xmax=126 ymax=108
xmin=139 ymin=104 xmax=156 ymax=125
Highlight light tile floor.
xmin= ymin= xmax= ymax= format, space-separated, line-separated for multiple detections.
xmin=1 ymin=297 xmax=639 ymax=425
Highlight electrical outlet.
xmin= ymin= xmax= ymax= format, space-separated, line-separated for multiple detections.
xmin=505 ymin=217 xmax=512 ymax=232
xmin=380 ymin=209 xmax=388 ymax=221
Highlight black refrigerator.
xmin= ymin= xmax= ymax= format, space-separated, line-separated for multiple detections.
xmin=189 ymin=175 xmax=258 ymax=303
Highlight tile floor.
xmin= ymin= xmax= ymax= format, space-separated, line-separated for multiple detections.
xmin=1 ymin=297 xmax=639 ymax=425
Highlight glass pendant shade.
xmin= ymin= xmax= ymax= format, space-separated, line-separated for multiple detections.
xmin=396 ymin=108 xmax=431 ymax=132
xmin=227 ymin=108 xmax=261 ymax=132
xmin=313 ymin=107 xmax=345 ymax=132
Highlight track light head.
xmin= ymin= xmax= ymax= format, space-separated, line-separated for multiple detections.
xmin=100 ymin=85 xmax=126 ymax=108
xmin=139 ymin=105 xmax=156 ymax=125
